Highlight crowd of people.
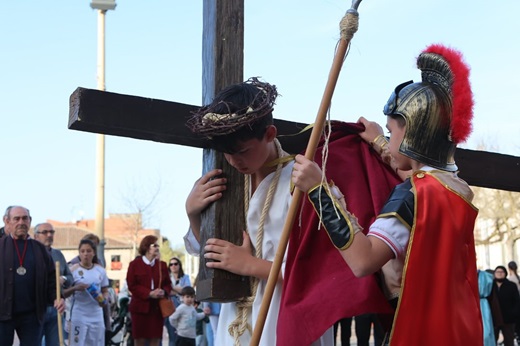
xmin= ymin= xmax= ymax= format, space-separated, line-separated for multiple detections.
xmin=477 ymin=263 xmax=520 ymax=346
xmin=0 ymin=207 xmax=219 ymax=346
xmin=1 ymin=43 xmax=515 ymax=346
xmin=0 ymin=207 xmax=115 ymax=346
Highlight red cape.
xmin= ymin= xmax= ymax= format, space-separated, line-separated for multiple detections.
xmin=277 ymin=122 xmax=401 ymax=345
xmin=389 ymin=173 xmax=481 ymax=345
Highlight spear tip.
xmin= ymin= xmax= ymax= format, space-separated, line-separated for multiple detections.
xmin=347 ymin=0 xmax=362 ymax=14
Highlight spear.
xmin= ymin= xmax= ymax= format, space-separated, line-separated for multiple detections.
xmin=250 ymin=1 xmax=363 ymax=344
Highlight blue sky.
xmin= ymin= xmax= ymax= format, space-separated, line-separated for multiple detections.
xmin=1 ymin=0 xmax=519 ymax=246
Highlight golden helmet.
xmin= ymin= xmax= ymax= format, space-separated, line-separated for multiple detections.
xmin=383 ymin=44 xmax=474 ymax=171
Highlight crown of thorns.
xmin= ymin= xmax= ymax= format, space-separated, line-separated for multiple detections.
xmin=186 ymin=77 xmax=278 ymax=137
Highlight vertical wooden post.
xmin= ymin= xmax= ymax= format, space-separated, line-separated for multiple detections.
xmin=196 ymin=0 xmax=251 ymax=301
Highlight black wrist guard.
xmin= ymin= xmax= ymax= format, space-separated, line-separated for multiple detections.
xmin=308 ymin=184 xmax=360 ymax=250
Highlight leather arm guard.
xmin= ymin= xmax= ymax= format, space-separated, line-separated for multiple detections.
xmin=308 ymin=184 xmax=362 ymax=250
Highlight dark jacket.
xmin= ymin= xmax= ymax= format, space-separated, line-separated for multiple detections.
xmin=0 ymin=236 xmax=57 ymax=323
xmin=494 ymin=279 xmax=520 ymax=324
xmin=50 ymin=248 xmax=73 ymax=289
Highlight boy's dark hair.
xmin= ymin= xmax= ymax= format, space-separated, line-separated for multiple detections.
xmin=180 ymin=286 xmax=196 ymax=296
xmin=187 ymin=77 xmax=278 ymax=154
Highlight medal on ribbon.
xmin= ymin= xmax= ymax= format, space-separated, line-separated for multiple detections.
xmin=13 ymin=238 xmax=28 ymax=276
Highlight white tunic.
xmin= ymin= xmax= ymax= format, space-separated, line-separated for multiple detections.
xmin=185 ymin=162 xmax=293 ymax=346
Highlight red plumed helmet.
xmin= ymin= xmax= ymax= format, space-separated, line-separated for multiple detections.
xmin=382 ymin=43 xmax=474 ymax=171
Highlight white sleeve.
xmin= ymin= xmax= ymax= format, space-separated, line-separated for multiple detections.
xmin=183 ymin=228 xmax=200 ymax=256
xmin=367 ymin=217 xmax=409 ymax=258
xmin=169 ymin=308 xmax=180 ymax=328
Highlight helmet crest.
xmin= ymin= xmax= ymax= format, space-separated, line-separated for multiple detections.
xmin=382 ymin=44 xmax=474 ymax=171
xmin=422 ymin=44 xmax=474 ymax=144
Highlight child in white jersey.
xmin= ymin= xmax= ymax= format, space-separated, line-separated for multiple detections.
xmin=64 ymin=239 xmax=109 ymax=346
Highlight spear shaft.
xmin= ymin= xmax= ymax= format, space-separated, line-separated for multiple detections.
xmin=250 ymin=1 xmax=363 ymax=345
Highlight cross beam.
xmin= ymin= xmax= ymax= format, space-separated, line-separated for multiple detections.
xmin=69 ymin=86 xmax=520 ymax=193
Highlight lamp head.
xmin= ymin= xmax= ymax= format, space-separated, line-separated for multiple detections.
xmin=90 ymin=0 xmax=116 ymax=11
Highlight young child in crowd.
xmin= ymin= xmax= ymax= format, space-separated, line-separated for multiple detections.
xmin=169 ymin=286 xmax=207 ymax=346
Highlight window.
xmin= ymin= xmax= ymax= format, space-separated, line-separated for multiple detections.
xmin=110 ymin=255 xmax=122 ymax=270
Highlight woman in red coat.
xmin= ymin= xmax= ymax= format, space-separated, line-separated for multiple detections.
xmin=127 ymin=235 xmax=172 ymax=346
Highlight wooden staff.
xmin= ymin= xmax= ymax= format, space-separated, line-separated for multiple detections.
xmin=250 ymin=1 xmax=363 ymax=344
xmin=55 ymin=261 xmax=64 ymax=346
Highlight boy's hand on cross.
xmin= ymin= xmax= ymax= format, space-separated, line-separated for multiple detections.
xmin=186 ymin=169 xmax=227 ymax=217
xmin=203 ymin=231 xmax=255 ymax=276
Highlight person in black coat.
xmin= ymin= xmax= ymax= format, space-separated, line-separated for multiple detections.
xmin=493 ymin=265 xmax=520 ymax=346
xmin=0 ymin=206 xmax=65 ymax=345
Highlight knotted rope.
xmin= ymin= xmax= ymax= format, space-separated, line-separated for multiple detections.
xmin=228 ymin=138 xmax=285 ymax=345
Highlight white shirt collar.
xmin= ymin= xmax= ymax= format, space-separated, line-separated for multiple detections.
xmin=142 ymin=255 xmax=156 ymax=266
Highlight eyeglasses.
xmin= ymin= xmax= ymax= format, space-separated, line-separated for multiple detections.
xmin=36 ymin=230 xmax=55 ymax=235
xmin=170 ymin=262 xmax=179 ymax=266
xmin=150 ymin=243 xmax=160 ymax=248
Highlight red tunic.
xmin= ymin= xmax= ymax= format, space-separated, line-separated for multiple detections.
xmin=389 ymin=172 xmax=482 ymax=345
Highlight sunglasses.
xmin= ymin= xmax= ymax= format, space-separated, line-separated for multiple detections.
xmin=150 ymin=243 xmax=160 ymax=248
xmin=170 ymin=262 xmax=179 ymax=266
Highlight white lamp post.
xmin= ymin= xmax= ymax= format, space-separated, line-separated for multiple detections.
xmin=91 ymin=0 xmax=116 ymax=267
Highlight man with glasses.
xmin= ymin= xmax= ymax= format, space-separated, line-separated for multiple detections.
xmin=0 ymin=206 xmax=65 ymax=346
xmin=34 ymin=222 xmax=73 ymax=346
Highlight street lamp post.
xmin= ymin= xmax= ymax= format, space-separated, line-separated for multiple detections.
xmin=90 ymin=0 xmax=116 ymax=267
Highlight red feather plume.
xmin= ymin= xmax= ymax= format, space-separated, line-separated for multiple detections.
xmin=423 ymin=44 xmax=474 ymax=143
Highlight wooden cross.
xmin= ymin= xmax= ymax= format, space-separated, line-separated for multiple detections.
xmin=68 ymin=0 xmax=520 ymax=301
xmin=68 ymin=87 xmax=520 ymax=192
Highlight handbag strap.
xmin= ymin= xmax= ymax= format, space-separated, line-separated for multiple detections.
xmin=158 ymin=260 xmax=162 ymax=290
